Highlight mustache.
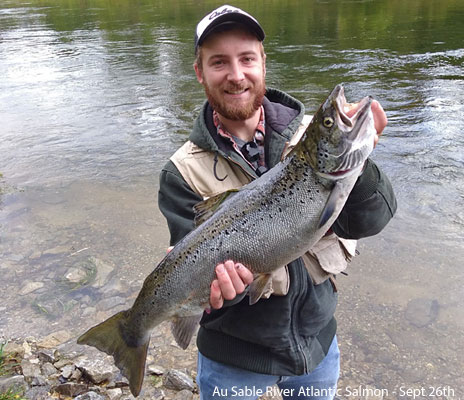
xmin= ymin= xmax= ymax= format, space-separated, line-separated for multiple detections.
xmin=223 ymin=83 xmax=249 ymax=92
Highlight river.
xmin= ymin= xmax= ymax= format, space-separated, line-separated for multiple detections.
xmin=1 ymin=0 xmax=463 ymax=398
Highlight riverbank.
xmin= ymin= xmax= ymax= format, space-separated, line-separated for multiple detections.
xmin=0 ymin=327 xmax=199 ymax=400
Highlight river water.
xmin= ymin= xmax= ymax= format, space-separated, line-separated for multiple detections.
xmin=1 ymin=0 xmax=463 ymax=398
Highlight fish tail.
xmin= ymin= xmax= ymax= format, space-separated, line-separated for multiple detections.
xmin=77 ymin=310 xmax=149 ymax=397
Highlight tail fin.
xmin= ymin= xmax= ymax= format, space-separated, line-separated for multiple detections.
xmin=77 ymin=311 xmax=149 ymax=397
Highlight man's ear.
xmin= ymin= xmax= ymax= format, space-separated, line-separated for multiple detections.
xmin=194 ymin=62 xmax=203 ymax=84
xmin=263 ymin=53 xmax=267 ymax=78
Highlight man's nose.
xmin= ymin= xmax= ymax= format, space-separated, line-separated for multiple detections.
xmin=227 ymin=60 xmax=245 ymax=82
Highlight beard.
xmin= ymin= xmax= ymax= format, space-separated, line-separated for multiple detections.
xmin=203 ymin=76 xmax=266 ymax=121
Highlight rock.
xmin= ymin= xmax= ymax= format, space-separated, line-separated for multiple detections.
xmin=82 ymin=306 xmax=97 ymax=317
xmin=147 ymin=364 xmax=166 ymax=375
xmin=65 ymin=267 xmax=90 ymax=284
xmin=22 ymin=340 xmax=33 ymax=356
xmin=53 ymin=382 xmax=89 ymax=397
xmin=174 ymin=389 xmax=194 ymax=400
xmin=0 ymin=375 xmax=26 ymax=392
xmin=38 ymin=349 xmax=56 ymax=364
xmin=43 ymin=245 xmax=69 ymax=256
xmin=91 ymin=257 xmax=114 ymax=288
xmin=404 ymin=298 xmax=439 ymax=328
xmin=38 ymin=330 xmax=72 ymax=348
xmin=3 ymin=341 xmax=25 ymax=358
xmin=21 ymin=358 xmax=42 ymax=381
xmin=107 ymin=388 xmax=123 ymax=400
xmin=139 ymin=387 xmax=165 ymax=400
xmin=30 ymin=374 xmax=47 ymax=386
xmin=61 ymin=364 xmax=75 ymax=379
xmin=41 ymin=362 xmax=58 ymax=377
xmin=24 ymin=386 xmax=52 ymax=400
xmin=75 ymin=391 xmax=106 ymax=400
xmin=96 ymin=296 xmax=127 ymax=311
xmin=19 ymin=281 xmax=44 ymax=295
xmin=75 ymin=357 xmax=118 ymax=384
xmin=163 ymin=369 xmax=195 ymax=391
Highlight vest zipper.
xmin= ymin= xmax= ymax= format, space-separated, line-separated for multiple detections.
xmin=291 ymin=261 xmax=310 ymax=375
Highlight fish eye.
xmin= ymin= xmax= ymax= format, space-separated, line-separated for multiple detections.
xmin=323 ymin=117 xmax=334 ymax=128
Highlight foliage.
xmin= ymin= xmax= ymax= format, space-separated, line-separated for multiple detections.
xmin=0 ymin=388 xmax=26 ymax=400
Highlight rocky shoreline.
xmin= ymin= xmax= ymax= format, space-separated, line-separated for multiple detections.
xmin=0 ymin=330 xmax=199 ymax=400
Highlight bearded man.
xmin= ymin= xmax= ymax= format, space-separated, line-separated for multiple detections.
xmin=158 ymin=5 xmax=396 ymax=400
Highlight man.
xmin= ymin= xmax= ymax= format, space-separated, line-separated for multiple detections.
xmin=158 ymin=5 xmax=397 ymax=400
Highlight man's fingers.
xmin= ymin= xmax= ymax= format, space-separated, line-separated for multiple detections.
xmin=215 ymin=262 xmax=238 ymax=301
xmin=209 ymin=261 xmax=254 ymax=310
xmin=210 ymin=279 xmax=223 ymax=309
xmin=235 ymin=263 xmax=254 ymax=285
xmin=224 ymin=260 xmax=247 ymax=295
xmin=371 ymin=100 xmax=387 ymax=135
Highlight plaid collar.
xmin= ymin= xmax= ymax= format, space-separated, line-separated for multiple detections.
xmin=213 ymin=106 xmax=267 ymax=172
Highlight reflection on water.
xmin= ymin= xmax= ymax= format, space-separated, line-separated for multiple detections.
xmin=1 ymin=0 xmax=464 ymax=397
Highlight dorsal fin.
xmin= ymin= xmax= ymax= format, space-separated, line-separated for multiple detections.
xmin=281 ymin=114 xmax=313 ymax=160
xmin=193 ymin=189 xmax=238 ymax=226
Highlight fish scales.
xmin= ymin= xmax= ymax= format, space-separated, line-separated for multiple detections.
xmin=77 ymin=84 xmax=377 ymax=397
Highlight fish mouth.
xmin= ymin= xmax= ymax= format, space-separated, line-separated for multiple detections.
xmin=332 ymin=85 xmax=373 ymax=132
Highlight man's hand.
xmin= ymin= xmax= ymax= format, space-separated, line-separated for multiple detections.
xmin=345 ymin=100 xmax=388 ymax=148
xmin=167 ymin=248 xmax=254 ymax=311
xmin=210 ymin=260 xmax=254 ymax=310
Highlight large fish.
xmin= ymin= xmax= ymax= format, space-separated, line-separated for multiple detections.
xmin=78 ymin=84 xmax=376 ymax=396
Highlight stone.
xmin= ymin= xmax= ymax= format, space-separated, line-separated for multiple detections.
xmin=21 ymin=358 xmax=42 ymax=380
xmin=53 ymin=382 xmax=89 ymax=397
xmin=163 ymin=369 xmax=195 ymax=391
xmin=75 ymin=357 xmax=118 ymax=384
xmin=147 ymin=364 xmax=166 ymax=375
xmin=107 ymin=388 xmax=123 ymax=400
xmin=404 ymin=298 xmax=440 ymax=328
xmin=65 ymin=267 xmax=89 ymax=284
xmin=3 ymin=341 xmax=25 ymax=358
xmin=30 ymin=374 xmax=47 ymax=386
xmin=43 ymin=245 xmax=69 ymax=256
xmin=75 ymin=392 xmax=106 ymax=400
xmin=38 ymin=349 xmax=56 ymax=363
xmin=19 ymin=281 xmax=44 ymax=295
xmin=91 ymin=257 xmax=114 ymax=288
xmin=38 ymin=330 xmax=72 ymax=348
xmin=174 ymin=389 xmax=194 ymax=400
xmin=41 ymin=362 xmax=58 ymax=377
xmin=25 ymin=386 xmax=53 ymax=400
xmin=0 ymin=375 xmax=26 ymax=392
xmin=96 ymin=296 xmax=127 ymax=311
xmin=61 ymin=364 xmax=75 ymax=379
xmin=82 ymin=306 xmax=97 ymax=317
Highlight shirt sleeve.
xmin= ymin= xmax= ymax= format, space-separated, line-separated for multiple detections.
xmin=158 ymin=160 xmax=203 ymax=246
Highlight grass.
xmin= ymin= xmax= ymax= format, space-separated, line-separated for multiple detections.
xmin=0 ymin=388 xmax=26 ymax=400
xmin=0 ymin=342 xmax=26 ymax=400
xmin=0 ymin=341 xmax=7 ymax=375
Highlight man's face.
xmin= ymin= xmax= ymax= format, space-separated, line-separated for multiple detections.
xmin=194 ymin=28 xmax=266 ymax=121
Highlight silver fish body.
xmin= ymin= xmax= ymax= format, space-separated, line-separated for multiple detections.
xmin=78 ymin=84 xmax=376 ymax=396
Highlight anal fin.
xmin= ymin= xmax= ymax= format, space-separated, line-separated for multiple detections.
xmin=171 ymin=314 xmax=202 ymax=350
xmin=248 ymin=274 xmax=272 ymax=305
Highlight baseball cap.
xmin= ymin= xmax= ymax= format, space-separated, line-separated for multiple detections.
xmin=194 ymin=5 xmax=265 ymax=53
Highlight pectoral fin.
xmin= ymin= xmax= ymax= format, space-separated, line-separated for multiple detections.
xmin=248 ymin=274 xmax=272 ymax=305
xmin=318 ymin=181 xmax=343 ymax=229
xmin=193 ymin=190 xmax=238 ymax=226
xmin=171 ymin=314 xmax=202 ymax=350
